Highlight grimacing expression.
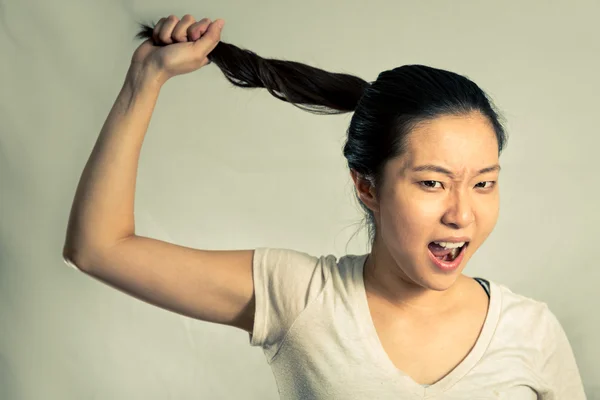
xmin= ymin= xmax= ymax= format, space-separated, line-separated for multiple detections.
xmin=376 ymin=112 xmax=501 ymax=288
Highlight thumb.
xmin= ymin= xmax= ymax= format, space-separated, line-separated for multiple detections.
xmin=193 ymin=19 xmax=225 ymax=54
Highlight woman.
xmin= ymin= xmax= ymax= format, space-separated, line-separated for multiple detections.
xmin=62 ymin=15 xmax=586 ymax=399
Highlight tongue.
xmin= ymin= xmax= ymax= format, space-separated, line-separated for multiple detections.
xmin=428 ymin=242 xmax=453 ymax=257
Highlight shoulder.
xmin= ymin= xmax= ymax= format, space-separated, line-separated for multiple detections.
xmin=252 ymin=247 xmax=345 ymax=301
xmin=494 ymin=281 xmax=547 ymax=313
xmin=250 ymin=248 xmax=340 ymax=351
xmin=486 ymin=283 xmax=585 ymax=397
xmin=253 ymin=247 xmax=339 ymax=278
xmin=253 ymin=247 xmax=361 ymax=277
xmin=491 ymin=281 xmax=564 ymax=340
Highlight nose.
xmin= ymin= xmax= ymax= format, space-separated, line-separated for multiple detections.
xmin=441 ymin=189 xmax=475 ymax=229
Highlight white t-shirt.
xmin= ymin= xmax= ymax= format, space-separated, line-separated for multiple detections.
xmin=249 ymin=247 xmax=586 ymax=399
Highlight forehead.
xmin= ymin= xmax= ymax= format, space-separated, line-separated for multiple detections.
xmin=400 ymin=113 xmax=499 ymax=173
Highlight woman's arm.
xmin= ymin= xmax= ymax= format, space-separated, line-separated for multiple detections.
xmin=62 ymin=65 xmax=163 ymax=261
xmin=60 ymin=18 xmax=257 ymax=333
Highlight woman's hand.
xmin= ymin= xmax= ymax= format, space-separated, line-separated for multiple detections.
xmin=131 ymin=14 xmax=225 ymax=84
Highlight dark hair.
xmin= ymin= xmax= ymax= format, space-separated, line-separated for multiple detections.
xmin=135 ymin=22 xmax=507 ymax=249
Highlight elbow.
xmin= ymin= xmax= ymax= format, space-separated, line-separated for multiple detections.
xmin=62 ymin=235 xmax=134 ymax=272
xmin=62 ymin=245 xmax=88 ymax=272
xmin=63 ymin=254 xmax=84 ymax=272
xmin=62 ymin=240 xmax=98 ymax=272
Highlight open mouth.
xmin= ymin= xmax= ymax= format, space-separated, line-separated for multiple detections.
xmin=427 ymin=241 xmax=468 ymax=262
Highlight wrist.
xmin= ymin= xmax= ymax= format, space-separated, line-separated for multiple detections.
xmin=126 ymin=63 xmax=168 ymax=91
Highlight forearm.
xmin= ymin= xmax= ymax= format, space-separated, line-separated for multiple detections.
xmin=63 ymin=65 xmax=165 ymax=260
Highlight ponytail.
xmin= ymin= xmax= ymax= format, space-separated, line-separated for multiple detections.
xmin=135 ymin=22 xmax=369 ymax=115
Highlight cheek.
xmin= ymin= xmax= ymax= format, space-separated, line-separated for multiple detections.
xmin=477 ymin=208 xmax=499 ymax=243
xmin=466 ymin=196 xmax=500 ymax=254
xmin=379 ymin=189 xmax=440 ymax=247
xmin=475 ymin=193 xmax=500 ymax=231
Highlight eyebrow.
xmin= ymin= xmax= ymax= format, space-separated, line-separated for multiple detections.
xmin=411 ymin=164 xmax=501 ymax=177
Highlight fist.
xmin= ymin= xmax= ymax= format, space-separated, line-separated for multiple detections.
xmin=131 ymin=15 xmax=225 ymax=82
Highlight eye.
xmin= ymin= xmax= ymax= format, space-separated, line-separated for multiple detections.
xmin=420 ymin=180 xmax=443 ymax=189
xmin=475 ymin=181 xmax=496 ymax=189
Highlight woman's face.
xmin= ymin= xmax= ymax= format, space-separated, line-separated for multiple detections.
xmin=367 ymin=112 xmax=501 ymax=290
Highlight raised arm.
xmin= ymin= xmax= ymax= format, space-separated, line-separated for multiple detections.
xmin=62 ymin=16 xmax=256 ymax=332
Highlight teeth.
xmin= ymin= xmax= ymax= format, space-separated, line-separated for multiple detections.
xmin=451 ymin=247 xmax=459 ymax=258
xmin=433 ymin=241 xmax=465 ymax=249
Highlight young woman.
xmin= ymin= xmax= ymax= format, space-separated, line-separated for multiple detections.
xmin=62 ymin=15 xmax=586 ymax=399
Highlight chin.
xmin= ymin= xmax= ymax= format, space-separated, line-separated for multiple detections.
xmin=422 ymin=273 xmax=463 ymax=292
xmin=419 ymin=253 xmax=471 ymax=290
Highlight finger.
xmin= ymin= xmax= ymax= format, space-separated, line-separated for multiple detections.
xmin=198 ymin=57 xmax=213 ymax=68
xmin=187 ymin=18 xmax=211 ymax=42
xmin=158 ymin=15 xmax=179 ymax=45
xmin=192 ymin=19 xmax=225 ymax=54
xmin=172 ymin=14 xmax=196 ymax=42
xmin=152 ymin=18 xmax=166 ymax=45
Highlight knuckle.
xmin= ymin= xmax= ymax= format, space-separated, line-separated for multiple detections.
xmin=153 ymin=19 xmax=164 ymax=32
xmin=158 ymin=32 xmax=171 ymax=42
xmin=173 ymin=33 xmax=187 ymax=41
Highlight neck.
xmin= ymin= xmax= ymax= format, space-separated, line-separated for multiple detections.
xmin=364 ymin=241 xmax=470 ymax=315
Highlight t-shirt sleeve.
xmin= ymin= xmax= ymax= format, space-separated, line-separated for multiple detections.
xmin=248 ymin=247 xmax=331 ymax=361
xmin=537 ymin=304 xmax=587 ymax=399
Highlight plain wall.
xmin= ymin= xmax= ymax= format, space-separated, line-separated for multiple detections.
xmin=1 ymin=0 xmax=598 ymax=398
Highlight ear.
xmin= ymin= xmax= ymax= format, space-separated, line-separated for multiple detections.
xmin=350 ymin=169 xmax=379 ymax=213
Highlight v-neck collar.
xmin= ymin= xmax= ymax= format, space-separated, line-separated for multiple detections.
xmin=352 ymin=254 xmax=502 ymax=397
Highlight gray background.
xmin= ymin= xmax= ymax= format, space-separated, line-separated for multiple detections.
xmin=1 ymin=0 xmax=598 ymax=398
